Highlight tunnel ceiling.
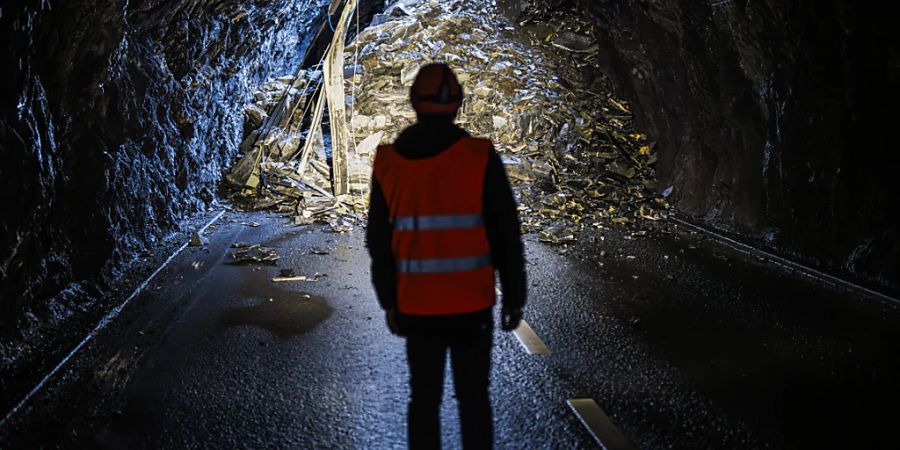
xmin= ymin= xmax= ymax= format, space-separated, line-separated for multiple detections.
xmin=1 ymin=0 xmax=898 ymax=372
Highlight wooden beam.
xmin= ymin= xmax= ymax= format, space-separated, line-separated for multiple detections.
xmin=323 ymin=0 xmax=357 ymax=196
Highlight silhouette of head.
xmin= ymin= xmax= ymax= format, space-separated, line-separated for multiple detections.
xmin=410 ymin=63 xmax=464 ymax=115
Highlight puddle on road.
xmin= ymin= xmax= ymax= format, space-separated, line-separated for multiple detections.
xmin=219 ymin=292 xmax=333 ymax=338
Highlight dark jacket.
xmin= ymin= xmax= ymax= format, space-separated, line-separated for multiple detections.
xmin=366 ymin=115 xmax=527 ymax=336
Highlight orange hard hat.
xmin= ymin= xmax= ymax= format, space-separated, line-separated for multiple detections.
xmin=409 ymin=63 xmax=463 ymax=114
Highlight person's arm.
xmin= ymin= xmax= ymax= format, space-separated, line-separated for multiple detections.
xmin=366 ymin=178 xmax=397 ymax=312
xmin=482 ymin=148 xmax=527 ymax=317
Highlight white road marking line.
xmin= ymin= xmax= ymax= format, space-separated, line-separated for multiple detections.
xmin=0 ymin=210 xmax=226 ymax=429
xmin=567 ymin=398 xmax=636 ymax=450
xmin=512 ymin=320 xmax=550 ymax=355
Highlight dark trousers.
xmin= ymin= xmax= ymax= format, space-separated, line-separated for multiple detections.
xmin=406 ymin=328 xmax=493 ymax=450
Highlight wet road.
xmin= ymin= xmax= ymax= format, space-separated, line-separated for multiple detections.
xmin=2 ymin=211 xmax=899 ymax=449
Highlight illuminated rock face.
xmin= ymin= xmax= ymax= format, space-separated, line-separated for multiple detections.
xmin=0 ymin=1 xmax=328 ymax=323
xmin=542 ymin=0 xmax=898 ymax=290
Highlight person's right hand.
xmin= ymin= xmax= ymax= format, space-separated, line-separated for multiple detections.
xmin=501 ymin=307 xmax=522 ymax=331
xmin=385 ymin=308 xmax=400 ymax=335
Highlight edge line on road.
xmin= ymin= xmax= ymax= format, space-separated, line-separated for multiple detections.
xmin=512 ymin=320 xmax=551 ymax=355
xmin=567 ymin=398 xmax=636 ymax=450
xmin=671 ymin=216 xmax=899 ymax=307
xmin=0 ymin=210 xmax=226 ymax=430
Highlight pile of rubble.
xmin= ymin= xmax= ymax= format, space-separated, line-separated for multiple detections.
xmin=225 ymin=0 xmax=670 ymax=244
xmin=224 ymin=0 xmax=366 ymax=234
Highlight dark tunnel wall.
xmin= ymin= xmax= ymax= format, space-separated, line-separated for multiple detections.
xmin=561 ymin=0 xmax=899 ymax=291
xmin=0 ymin=0 xmax=328 ymax=332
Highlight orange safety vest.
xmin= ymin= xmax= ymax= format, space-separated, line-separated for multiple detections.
xmin=373 ymin=136 xmax=496 ymax=316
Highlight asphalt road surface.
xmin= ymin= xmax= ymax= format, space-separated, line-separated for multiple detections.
xmin=2 ymin=211 xmax=898 ymax=449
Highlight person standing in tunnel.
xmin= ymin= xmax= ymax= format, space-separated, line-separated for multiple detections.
xmin=366 ymin=62 xmax=527 ymax=450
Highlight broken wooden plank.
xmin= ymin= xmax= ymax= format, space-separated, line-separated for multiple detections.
xmin=298 ymin=87 xmax=328 ymax=179
xmin=323 ymin=0 xmax=357 ymax=196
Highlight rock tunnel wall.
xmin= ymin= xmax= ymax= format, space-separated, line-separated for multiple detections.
xmin=543 ymin=0 xmax=899 ymax=292
xmin=0 ymin=0 xmax=328 ymax=331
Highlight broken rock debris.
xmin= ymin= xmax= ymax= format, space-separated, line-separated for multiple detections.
xmin=229 ymin=243 xmax=279 ymax=265
xmin=224 ymin=0 xmax=669 ymax=246
xmin=189 ymin=232 xmax=209 ymax=247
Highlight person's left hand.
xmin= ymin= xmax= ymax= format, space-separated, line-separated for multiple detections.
xmin=385 ymin=308 xmax=400 ymax=335
xmin=501 ymin=307 xmax=523 ymax=331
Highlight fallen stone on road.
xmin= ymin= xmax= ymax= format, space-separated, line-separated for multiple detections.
xmin=229 ymin=244 xmax=279 ymax=265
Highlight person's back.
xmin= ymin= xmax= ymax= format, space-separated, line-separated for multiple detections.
xmin=367 ymin=63 xmax=526 ymax=450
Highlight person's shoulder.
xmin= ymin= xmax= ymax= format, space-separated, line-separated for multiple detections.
xmin=459 ymin=136 xmax=494 ymax=154
xmin=373 ymin=143 xmax=398 ymax=169
xmin=375 ymin=143 xmax=395 ymax=155
xmin=393 ymin=123 xmax=422 ymax=147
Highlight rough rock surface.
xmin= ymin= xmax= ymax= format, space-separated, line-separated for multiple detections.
xmin=524 ymin=0 xmax=899 ymax=291
xmin=0 ymin=0 xmax=327 ymax=339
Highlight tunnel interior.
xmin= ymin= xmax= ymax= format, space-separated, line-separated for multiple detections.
xmin=1 ymin=0 xmax=899 ymax=446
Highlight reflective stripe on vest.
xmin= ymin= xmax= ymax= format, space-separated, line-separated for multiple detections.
xmin=393 ymin=213 xmax=483 ymax=231
xmin=397 ymin=254 xmax=491 ymax=273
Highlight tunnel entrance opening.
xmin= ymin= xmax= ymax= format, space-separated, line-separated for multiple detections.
xmin=222 ymin=0 xmax=670 ymax=243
